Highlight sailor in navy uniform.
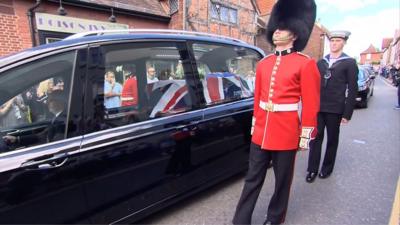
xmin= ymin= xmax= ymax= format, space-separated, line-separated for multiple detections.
xmin=306 ymin=30 xmax=359 ymax=182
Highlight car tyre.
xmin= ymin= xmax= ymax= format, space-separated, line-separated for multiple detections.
xmin=362 ymin=98 xmax=368 ymax=108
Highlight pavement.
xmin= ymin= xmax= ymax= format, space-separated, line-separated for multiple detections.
xmin=141 ymin=77 xmax=400 ymax=225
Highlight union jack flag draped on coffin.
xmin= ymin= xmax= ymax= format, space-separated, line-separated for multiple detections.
xmin=148 ymin=80 xmax=188 ymax=118
xmin=202 ymin=72 xmax=252 ymax=104
xmin=147 ymin=73 xmax=252 ymax=118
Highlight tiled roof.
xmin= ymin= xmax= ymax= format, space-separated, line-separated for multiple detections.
xmin=255 ymin=0 xmax=274 ymax=16
xmin=381 ymin=38 xmax=393 ymax=49
xmin=73 ymin=0 xmax=169 ymax=17
xmin=361 ymin=44 xmax=379 ymax=54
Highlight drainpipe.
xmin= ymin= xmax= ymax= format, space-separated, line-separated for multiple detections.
xmin=183 ymin=0 xmax=186 ymax=30
xmin=184 ymin=0 xmax=191 ymax=30
xmin=27 ymin=0 xmax=42 ymax=47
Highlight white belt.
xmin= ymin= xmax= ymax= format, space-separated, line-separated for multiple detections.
xmin=121 ymin=97 xmax=134 ymax=101
xmin=259 ymin=101 xmax=299 ymax=112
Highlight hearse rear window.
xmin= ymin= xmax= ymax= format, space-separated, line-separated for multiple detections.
xmin=96 ymin=42 xmax=193 ymax=128
xmin=191 ymin=43 xmax=261 ymax=105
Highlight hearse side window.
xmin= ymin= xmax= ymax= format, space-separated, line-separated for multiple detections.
xmin=98 ymin=42 xmax=193 ymax=128
xmin=191 ymin=43 xmax=261 ymax=106
xmin=0 ymin=52 xmax=75 ymax=153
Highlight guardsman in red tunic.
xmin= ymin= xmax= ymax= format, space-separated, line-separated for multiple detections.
xmin=232 ymin=0 xmax=320 ymax=224
xmin=121 ymin=65 xmax=139 ymax=107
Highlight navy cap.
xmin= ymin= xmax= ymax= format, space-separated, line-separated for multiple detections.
xmin=328 ymin=30 xmax=351 ymax=40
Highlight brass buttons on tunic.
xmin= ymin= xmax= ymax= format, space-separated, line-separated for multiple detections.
xmin=268 ymin=56 xmax=281 ymax=101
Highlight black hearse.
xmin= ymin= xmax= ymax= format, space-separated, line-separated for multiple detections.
xmin=0 ymin=30 xmax=264 ymax=224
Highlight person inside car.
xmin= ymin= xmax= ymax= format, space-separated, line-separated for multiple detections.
xmin=0 ymin=95 xmax=29 ymax=128
xmin=121 ymin=64 xmax=139 ymax=107
xmin=3 ymin=90 xmax=67 ymax=147
xmin=104 ymin=70 xmax=122 ymax=109
xmin=147 ymin=67 xmax=159 ymax=83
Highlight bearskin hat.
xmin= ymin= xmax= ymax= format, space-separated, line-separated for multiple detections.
xmin=266 ymin=0 xmax=317 ymax=51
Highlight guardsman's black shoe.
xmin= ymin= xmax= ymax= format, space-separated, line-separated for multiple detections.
xmin=318 ymin=171 xmax=332 ymax=179
xmin=306 ymin=172 xmax=318 ymax=183
xmin=263 ymin=220 xmax=281 ymax=225
xmin=267 ymin=160 xmax=273 ymax=169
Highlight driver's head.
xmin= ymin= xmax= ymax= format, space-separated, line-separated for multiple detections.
xmin=47 ymin=90 xmax=65 ymax=115
xmin=123 ymin=64 xmax=136 ymax=77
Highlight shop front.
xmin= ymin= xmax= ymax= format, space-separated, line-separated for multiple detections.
xmin=36 ymin=13 xmax=130 ymax=44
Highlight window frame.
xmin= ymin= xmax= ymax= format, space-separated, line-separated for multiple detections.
xmin=38 ymin=30 xmax=72 ymax=45
xmin=0 ymin=48 xmax=85 ymax=155
xmin=187 ymin=40 xmax=263 ymax=108
xmin=83 ymin=40 xmax=201 ymax=133
xmin=210 ymin=2 xmax=238 ymax=25
xmin=169 ymin=0 xmax=179 ymax=15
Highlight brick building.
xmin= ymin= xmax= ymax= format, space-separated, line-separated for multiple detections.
xmin=170 ymin=0 xmax=259 ymax=44
xmin=381 ymin=29 xmax=400 ymax=67
xmin=0 ymin=0 xmax=171 ymax=56
xmin=381 ymin=38 xmax=394 ymax=67
xmin=0 ymin=0 xmax=325 ymax=60
xmin=305 ymin=22 xmax=329 ymax=59
xmin=392 ymin=30 xmax=400 ymax=65
xmin=171 ymin=0 xmax=327 ymax=59
xmin=0 ymin=0 xmax=261 ymax=57
xmin=359 ymin=44 xmax=382 ymax=65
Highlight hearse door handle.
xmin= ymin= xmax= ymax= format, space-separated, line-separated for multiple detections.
xmin=21 ymin=153 xmax=69 ymax=170
xmin=175 ymin=124 xmax=186 ymax=130
xmin=189 ymin=121 xmax=200 ymax=131
xmin=5 ymin=129 xmax=21 ymax=135
xmin=175 ymin=121 xmax=200 ymax=130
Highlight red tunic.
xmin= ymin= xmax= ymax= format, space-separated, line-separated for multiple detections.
xmin=121 ymin=76 xmax=138 ymax=107
xmin=251 ymin=52 xmax=320 ymax=150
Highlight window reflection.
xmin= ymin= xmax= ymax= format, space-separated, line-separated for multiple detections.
xmin=98 ymin=42 xmax=193 ymax=129
xmin=192 ymin=43 xmax=261 ymax=105
xmin=0 ymin=52 xmax=75 ymax=153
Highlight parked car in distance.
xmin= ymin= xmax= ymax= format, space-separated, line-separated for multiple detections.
xmin=0 ymin=29 xmax=264 ymax=224
xmin=356 ymin=65 xmax=375 ymax=108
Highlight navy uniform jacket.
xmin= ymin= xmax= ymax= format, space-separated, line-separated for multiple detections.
xmin=317 ymin=53 xmax=358 ymax=120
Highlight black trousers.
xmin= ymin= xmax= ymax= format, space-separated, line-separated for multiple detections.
xmin=307 ymin=112 xmax=342 ymax=174
xmin=232 ymin=143 xmax=297 ymax=225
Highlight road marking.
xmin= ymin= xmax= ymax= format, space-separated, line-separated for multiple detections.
xmin=353 ymin=139 xmax=366 ymax=144
xmin=388 ymin=176 xmax=400 ymax=225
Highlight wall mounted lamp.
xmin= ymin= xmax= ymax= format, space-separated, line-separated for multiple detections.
xmin=108 ymin=8 xmax=117 ymax=23
xmin=57 ymin=0 xmax=67 ymax=16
